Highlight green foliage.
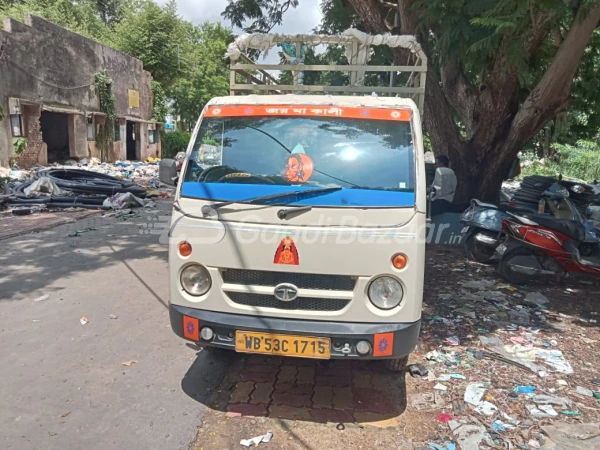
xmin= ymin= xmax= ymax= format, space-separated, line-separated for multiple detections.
xmin=112 ymin=0 xmax=188 ymax=86
xmin=222 ymin=0 xmax=298 ymax=33
xmin=169 ymin=22 xmax=233 ymax=125
xmin=0 ymin=0 xmax=116 ymax=43
xmin=520 ymin=141 xmax=600 ymax=182
xmin=151 ymin=81 xmax=169 ymax=122
xmin=161 ymin=131 xmax=190 ymax=159
xmin=94 ymin=70 xmax=116 ymax=160
xmin=13 ymin=137 xmax=27 ymax=156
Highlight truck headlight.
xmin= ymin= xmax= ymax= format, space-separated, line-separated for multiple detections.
xmin=368 ymin=276 xmax=403 ymax=310
xmin=181 ymin=264 xmax=211 ymax=296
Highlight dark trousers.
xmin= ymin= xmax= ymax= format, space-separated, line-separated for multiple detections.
xmin=431 ymin=199 xmax=451 ymax=216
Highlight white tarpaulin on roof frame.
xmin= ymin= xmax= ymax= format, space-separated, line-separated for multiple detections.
xmin=224 ymin=28 xmax=423 ymax=62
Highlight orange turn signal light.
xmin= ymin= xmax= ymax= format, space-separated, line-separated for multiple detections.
xmin=392 ymin=253 xmax=408 ymax=270
xmin=179 ymin=241 xmax=192 ymax=257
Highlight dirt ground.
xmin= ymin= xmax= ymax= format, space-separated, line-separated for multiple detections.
xmin=191 ymin=247 xmax=600 ymax=450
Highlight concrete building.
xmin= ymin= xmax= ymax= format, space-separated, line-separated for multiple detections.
xmin=0 ymin=14 xmax=161 ymax=168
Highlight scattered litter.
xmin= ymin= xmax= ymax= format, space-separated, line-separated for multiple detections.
xmin=240 ymin=430 xmax=273 ymax=447
xmin=515 ymin=386 xmax=536 ymax=394
xmin=445 ymin=336 xmax=460 ymax=346
xmin=410 ymin=393 xmax=436 ymax=411
xmin=562 ymin=410 xmax=580 ymax=416
xmin=434 ymin=383 xmax=448 ymax=391
xmin=528 ymin=439 xmax=541 ymax=448
xmin=408 ymin=364 xmax=428 ymax=378
xmin=593 ymin=378 xmax=600 ymax=386
xmin=464 ymin=382 xmax=498 ymax=416
xmin=109 ymin=314 xmax=118 ymax=320
xmin=527 ymin=404 xmax=558 ymax=418
xmin=426 ymin=350 xmax=442 ymax=361
xmin=436 ymin=413 xmax=453 ymax=423
xmin=34 ymin=294 xmax=49 ymax=302
xmin=80 ymin=316 xmax=89 ymax=325
xmin=532 ymin=395 xmax=572 ymax=410
xmin=448 ymin=420 xmax=487 ymax=450
xmin=103 ymin=192 xmax=146 ymax=209
xmin=510 ymin=309 xmax=530 ymax=326
xmin=461 ymin=280 xmax=495 ymax=290
xmin=31 ymin=319 xmax=41 ymax=323
xmin=524 ymin=292 xmax=549 ymax=305
xmin=122 ymin=360 xmax=137 ymax=367
xmin=575 ymin=386 xmax=594 ymax=397
xmin=541 ymin=423 xmax=600 ymax=450
xmin=557 ymin=380 xmax=568 ymax=386
xmin=429 ymin=442 xmax=456 ymax=450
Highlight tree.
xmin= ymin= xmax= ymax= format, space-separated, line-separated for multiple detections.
xmin=113 ymin=0 xmax=187 ymax=87
xmin=222 ymin=0 xmax=600 ymax=201
xmin=169 ymin=22 xmax=233 ymax=127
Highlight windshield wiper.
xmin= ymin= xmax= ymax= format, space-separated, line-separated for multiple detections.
xmin=201 ymin=186 xmax=342 ymax=215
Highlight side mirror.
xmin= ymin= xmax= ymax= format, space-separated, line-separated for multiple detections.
xmin=159 ymin=158 xmax=177 ymax=186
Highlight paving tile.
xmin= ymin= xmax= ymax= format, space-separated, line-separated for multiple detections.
xmin=315 ymin=375 xmax=352 ymax=387
xmin=250 ymin=382 xmax=273 ymax=405
xmin=296 ymin=366 xmax=315 ymax=384
xmin=332 ymin=387 xmax=353 ymax=410
xmin=354 ymin=388 xmax=398 ymax=414
xmin=271 ymin=392 xmax=312 ymax=408
xmin=352 ymin=370 xmax=373 ymax=389
xmin=239 ymin=372 xmax=276 ymax=383
xmin=273 ymin=383 xmax=313 ymax=395
xmin=312 ymin=386 xmax=333 ymax=409
xmin=310 ymin=408 xmax=355 ymax=424
xmin=244 ymin=364 xmax=280 ymax=374
xmin=268 ymin=404 xmax=311 ymax=421
xmin=226 ymin=403 xmax=268 ymax=418
xmin=229 ymin=381 xmax=255 ymax=404
xmin=277 ymin=365 xmax=297 ymax=383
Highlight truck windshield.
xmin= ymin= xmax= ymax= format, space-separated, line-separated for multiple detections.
xmin=181 ymin=113 xmax=415 ymax=208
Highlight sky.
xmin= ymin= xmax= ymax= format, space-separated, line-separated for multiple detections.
xmin=156 ymin=0 xmax=323 ymax=36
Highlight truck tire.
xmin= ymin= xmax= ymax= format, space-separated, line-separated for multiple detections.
xmin=384 ymin=356 xmax=408 ymax=372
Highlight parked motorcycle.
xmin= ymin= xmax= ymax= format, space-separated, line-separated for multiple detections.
xmin=496 ymin=184 xmax=600 ymax=284
xmin=460 ymin=200 xmax=536 ymax=264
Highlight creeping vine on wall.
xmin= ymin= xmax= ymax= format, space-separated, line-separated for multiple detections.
xmin=94 ymin=70 xmax=116 ymax=162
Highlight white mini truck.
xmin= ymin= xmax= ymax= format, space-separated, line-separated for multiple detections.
xmin=164 ymin=31 xmax=427 ymax=370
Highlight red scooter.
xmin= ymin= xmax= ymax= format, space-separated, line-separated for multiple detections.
xmin=497 ymin=213 xmax=600 ymax=287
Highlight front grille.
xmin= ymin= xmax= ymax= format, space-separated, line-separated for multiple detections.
xmin=225 ymin=292 xmax=350 ymax=311
xmin=221 ymin=269 xmax=356 ymax=291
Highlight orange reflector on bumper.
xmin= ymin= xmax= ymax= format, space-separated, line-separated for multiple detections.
xmin=183 ymin=315 xmax=199 ymax=340
xmin=373 ymin=332 xmax=394 ymax=357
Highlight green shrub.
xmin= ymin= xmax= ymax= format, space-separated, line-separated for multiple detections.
xmin=520 ymin=141 xmax=600 ymax=182
xmin=161 ymin=131 xmax=191 ymax=159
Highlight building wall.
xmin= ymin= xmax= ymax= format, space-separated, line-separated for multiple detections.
xmin=0 ymin=14 xmax=155 ymax=166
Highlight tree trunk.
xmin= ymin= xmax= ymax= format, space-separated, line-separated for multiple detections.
xmin=346 ymin=0 xmax=600 ymax=203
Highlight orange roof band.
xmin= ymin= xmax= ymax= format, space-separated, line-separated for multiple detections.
xmin=205 ymin=105 xmax=411 ymax=122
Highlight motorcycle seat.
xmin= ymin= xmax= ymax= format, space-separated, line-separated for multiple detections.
xmin=472 ymin=199 xmax=498 ymax=209
xmin=530 ymin=215 xmax=587 ymax=241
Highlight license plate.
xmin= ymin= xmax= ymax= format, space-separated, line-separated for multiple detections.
xmin=461 ymin=226 xmax=470 ymax=233
xmin=497 ymin=244 xmax=507 ymax=255
xmin=235 ymin=331 xmax=331 ymax=359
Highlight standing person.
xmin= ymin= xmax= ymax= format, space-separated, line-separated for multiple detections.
xmin=429 ymin=155 xmax=457 ymax=215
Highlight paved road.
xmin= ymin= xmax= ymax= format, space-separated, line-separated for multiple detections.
xmin=0 ymin=203 xmax=229 ymax=450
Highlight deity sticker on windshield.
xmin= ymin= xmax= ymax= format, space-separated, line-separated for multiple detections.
xmin=284 ymin=153 xmax=314 ymax=183
xmin=274 ymin=236 xmax=299 ymax=265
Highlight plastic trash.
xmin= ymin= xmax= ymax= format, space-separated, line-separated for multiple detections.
xmin=515 ymin=386 xmax=536 ymax=394
xmin=510 ymin=310 xmax=530 ymax=326
xmin=122 ymin=360 xmax=137 ymax=366
xmin=448 ymin=420 xmax=487 ymax=450
xmin=445 ymin=336 xmax=460 ymax=346
xmin=575 ymin=386 xmax=593 ymax=397
xmin=541 ymin=423 xmax=600 ymax=450
xmin=103 ymin=192 xmax=145 ymax=209
xmin=464 ymin=382 xmax=498 ymax=416
xmin=34 ymin=294 xmax=49 ymax=302
xmin=434 ymin=383 xmax=448 ymax=391
xmin=532 ymin=394 xmax=572 ymax=410
xmin=593 ymin=378 xmax=600 ymax=386
xmin=408 ymin=364 xmax=429 ymax=378
xmin=80 ymin=316 xmax=89 ymax=325
xmin=526 ymin=404 xmax=558 ymax=418
xmin=240 ymin=430 xmax=273 ymax=447
xmin=524 ymin=292 xmax=549 ymax=305
xmin=436 ymin=413 xmax=452 ymax=423
xmin=461 ymin=280 xmax=496 ymax=290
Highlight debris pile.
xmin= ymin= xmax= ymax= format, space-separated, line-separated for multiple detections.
xmin=419 ymin=252 xmax=600 ymax=450
xmin=1 ymin=158 xmax=170 ymax=213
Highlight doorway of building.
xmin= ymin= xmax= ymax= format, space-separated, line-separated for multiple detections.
xmin=126 ymin=121 xmax=137 ymax=160
xmin=40 ymin=111 xmax=69 ymax=163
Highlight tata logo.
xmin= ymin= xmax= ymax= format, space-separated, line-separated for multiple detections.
xmin=273 ymin=283 xmax=298 ymax=302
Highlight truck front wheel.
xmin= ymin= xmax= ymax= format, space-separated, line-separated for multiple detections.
xmin=384 ymin=356 xmax=408 ymax=372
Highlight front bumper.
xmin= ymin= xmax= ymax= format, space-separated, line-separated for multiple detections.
xmin=170 ymin=303 xmax=421 ymax=359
